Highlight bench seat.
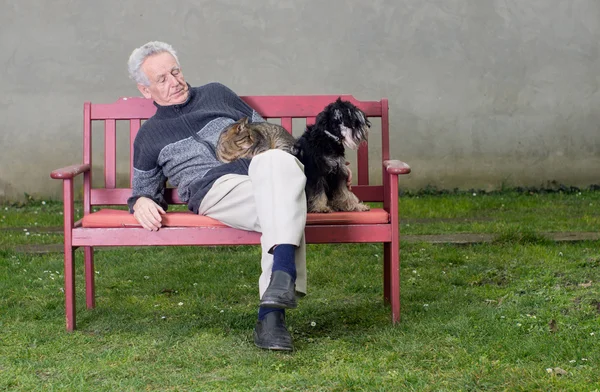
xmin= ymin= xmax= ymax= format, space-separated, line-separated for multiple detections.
xmin=82 ymin=208 xmax=390 ymax=228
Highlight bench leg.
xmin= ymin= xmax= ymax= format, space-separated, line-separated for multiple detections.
xmin=64 ymin=245 xmax=76 ymax=331
xmin=384 ymin=244 xmax=390 ymax=303
xmin=84 ymin=247 xmax=95 ymax=309
xmin=62 ymin=178 xmax=77 ymax=331
xmin=384 ymin=240 xmax=401 ymax=324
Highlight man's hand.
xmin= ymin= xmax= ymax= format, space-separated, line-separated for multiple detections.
xmin=345 ymin=162 xmax=352 ymax=190
xmin=133 ymin=197 xmax=165 ymax=231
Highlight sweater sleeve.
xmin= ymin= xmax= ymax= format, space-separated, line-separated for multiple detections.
xmin=127 ymin=133 xmax=169 ymax=213
xmin=127 ymin=167 xmax=168 ymax=213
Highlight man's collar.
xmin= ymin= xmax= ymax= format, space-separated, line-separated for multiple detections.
xmin=152 ymin=83 xmax=194 ymax=118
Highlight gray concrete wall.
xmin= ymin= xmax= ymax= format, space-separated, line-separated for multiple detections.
xmin=2 ymin=0 xmax=600 ymax=201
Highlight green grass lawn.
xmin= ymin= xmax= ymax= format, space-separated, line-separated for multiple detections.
xmin=1 ymin=191 xmax=599 ymax=391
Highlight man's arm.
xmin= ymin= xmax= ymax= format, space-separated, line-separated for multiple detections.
xmin=127 ymin=135 xmax=169 ymax=230
xmin=127 ymin=165 xmax=169 ymax=230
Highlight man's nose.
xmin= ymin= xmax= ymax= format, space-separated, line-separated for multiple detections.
xmin=166 ymin=73 xmax=179 ymax=86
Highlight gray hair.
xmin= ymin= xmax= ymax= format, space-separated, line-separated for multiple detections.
xmin=127 ymin=41 xmax=180 ymax=86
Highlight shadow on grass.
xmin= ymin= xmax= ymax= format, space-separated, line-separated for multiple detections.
xmin=71 ymin=293 xmax=391 ymax=340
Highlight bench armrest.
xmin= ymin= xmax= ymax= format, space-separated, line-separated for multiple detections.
xmin=383 ymin=160 xmax=411 ymax=175
xmin=50 ymin=164 xmax=91 ymax=179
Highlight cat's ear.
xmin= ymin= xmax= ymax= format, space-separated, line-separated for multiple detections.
xmin=238 ymin=117 xmax=250 ymax=132
xmin=231 ymin=117 xmax=249 ymax=134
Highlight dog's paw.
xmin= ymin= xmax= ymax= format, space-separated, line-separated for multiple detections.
xmin=353 ymin=203 xmax=370 ymax=212
xmin=309 ymin=205 xmax=333 ymax=213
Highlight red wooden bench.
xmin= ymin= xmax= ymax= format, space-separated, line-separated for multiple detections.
xmin=50 ymin=95 xmax=411 ymax=331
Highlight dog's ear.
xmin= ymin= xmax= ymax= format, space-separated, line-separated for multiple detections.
xmin=356 ymin=110 xmax=371 ymax=128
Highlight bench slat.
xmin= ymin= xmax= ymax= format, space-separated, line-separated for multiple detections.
xmin=91 ymin=97 xmax=155 ymax=120
xmin=91 ymin=188 xmax=182 ymax=205
xmin=72 ymin=224 xmax=392 ymax=247
xmin=89 ymin=185 xmax=383 ymax=206
xmin=129 ymin=119 xmax=141 ymax=187
xmin=90 ymin=95 xmax=383 ymax=120
xmin=281 ymin=117 xmax=292 ymax=133
xmin=357 ymin=143 xmax=369 ymax=185
xmin=381 ymin=98 xmax=390 ymax=161
xmin=104 ymin=120 xmax=116 ymax=189
xmin=244 ymin=95 xmax=382 ymax=117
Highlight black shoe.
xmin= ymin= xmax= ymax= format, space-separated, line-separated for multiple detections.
xmin=253 ymin=311 xmax=294 ymax=351
xmin=259 ymin=270 xmax=297 ymax=309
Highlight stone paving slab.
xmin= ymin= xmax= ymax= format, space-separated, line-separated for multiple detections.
xmin=403 ymin=232 xmax=600 ymax=244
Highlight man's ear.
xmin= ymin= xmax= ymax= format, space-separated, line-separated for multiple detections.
xmin=137 ymin=84 xmax=152 ymax=99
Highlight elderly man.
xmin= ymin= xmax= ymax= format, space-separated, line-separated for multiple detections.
xmin=127 ymin=41 xmax=307 ymax=351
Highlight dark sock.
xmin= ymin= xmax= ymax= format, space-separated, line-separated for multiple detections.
xmin=272 ymin=244 xmax=297 ymax=281
xmin=258 ymin=307 xmax=284 ymax=321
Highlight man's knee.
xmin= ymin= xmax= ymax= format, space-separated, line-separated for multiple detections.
xmin=258 ymin=148 xmax=298 ymax=162
xmin=252 ymin=149 xmax=305 ymax=173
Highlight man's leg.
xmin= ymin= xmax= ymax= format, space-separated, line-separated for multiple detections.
xmin=199 ymin=150 xmax=307 ymax=350
xmin=248 ymin=150 xmax=307 ymax=310
xmin=197 ymin=170 xmax=307 ymax=295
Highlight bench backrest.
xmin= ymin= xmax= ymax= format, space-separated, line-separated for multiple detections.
xmin=83 ymin=95 xmax=390 ymax=212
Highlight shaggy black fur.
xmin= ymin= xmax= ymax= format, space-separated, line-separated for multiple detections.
xmin=293 ymin=98 xmax=371 ymax=212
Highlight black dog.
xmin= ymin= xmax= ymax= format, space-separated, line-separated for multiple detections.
xmin=293 ymin=98 xmax=371 ymax=213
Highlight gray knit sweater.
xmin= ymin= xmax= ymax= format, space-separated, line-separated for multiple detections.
xmin=127 ymin=82 xmax=264 ymax=213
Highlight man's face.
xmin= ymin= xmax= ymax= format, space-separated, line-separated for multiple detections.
xmin=137 ymin=52 xmax=189 ymax=106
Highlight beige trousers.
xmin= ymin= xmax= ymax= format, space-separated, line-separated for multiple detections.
xmin=198 ymin=149 xmax=307 ymax=297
